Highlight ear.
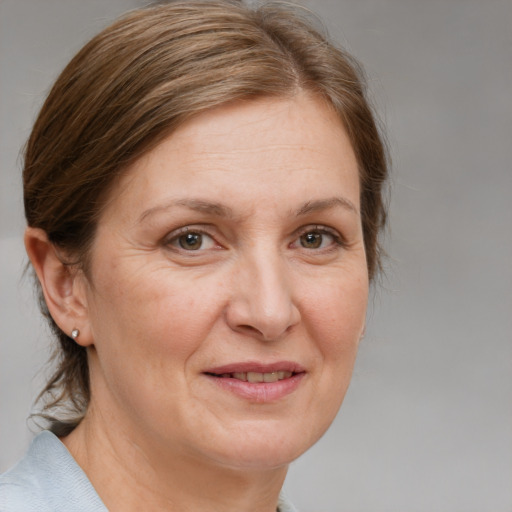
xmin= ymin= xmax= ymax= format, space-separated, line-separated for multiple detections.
xmin=24 ymin=227 xmax=93 ymax=347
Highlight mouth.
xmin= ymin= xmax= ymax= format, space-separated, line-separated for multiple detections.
xmin=202 ymin=362 xmax=305 ymax=402
xmin=205 ymin=370 xmax=294 ymax=383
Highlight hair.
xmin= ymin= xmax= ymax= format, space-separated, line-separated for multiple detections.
xmin=24 ymin=0 xmax=389 ymax=435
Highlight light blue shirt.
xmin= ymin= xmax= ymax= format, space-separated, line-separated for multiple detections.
xmin=0 ymin=431 xmax=297 ymax=511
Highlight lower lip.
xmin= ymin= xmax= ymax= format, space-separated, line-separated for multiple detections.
xmin=204 ymin=373 xmax=305 ymax=403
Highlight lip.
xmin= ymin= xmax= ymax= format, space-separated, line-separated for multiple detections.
xmin=204 ymin=361 xmax=305 ymax=375
xmin=203 ymin=361 xmax=306 ymax=403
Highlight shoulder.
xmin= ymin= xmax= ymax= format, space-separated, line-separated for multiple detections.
xmin=0 ymin=432 xmax=55 ymax=512
xmin=0 ymin=474 xmax=43 ymax=512
xmin=278 ymin=491 xmax=299 ymax=512
xmin=0 ymin=431 xmax=107 ymax=512
xmin=0 ymin=456 xmax=49 ymax=510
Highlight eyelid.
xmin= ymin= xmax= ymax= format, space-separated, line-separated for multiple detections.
xmin=162 ymin=223 xmax=346 ymax=252
xmin=291 ymin=224 xmax=347 ymax=249
xmin=163 ymin=225 xmax=222 ymax=251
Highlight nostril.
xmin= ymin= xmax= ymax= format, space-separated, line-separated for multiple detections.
xmin=239 ymin=325 xmax=262 ymax=336
xmin=236 ymin=323 xmax=295 ymax=342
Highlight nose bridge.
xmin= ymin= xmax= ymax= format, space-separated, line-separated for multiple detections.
xmin=228 ymin=244 xmax=299 ymax=340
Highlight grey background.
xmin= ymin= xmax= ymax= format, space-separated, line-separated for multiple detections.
xmin=1 ymin=1 xmax=511 ymax=511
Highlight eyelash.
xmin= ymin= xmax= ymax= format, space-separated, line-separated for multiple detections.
xmin=163 ymin=226 xmax=218 ymax=252
xmin=292 ymin=225 xmax=346 ymax=251
xmin=163 ymin=225 xmax=346 ymax=253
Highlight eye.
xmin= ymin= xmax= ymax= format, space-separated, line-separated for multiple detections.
xmin=300 ymin=232 xmax=329 ymax=249
xmin=166 ymin=229 xmax=216 ymax=251
xmin=292 ymin=227 xmax=343 ymax=250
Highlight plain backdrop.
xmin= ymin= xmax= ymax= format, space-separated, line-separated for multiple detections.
xmin=1 ymin=1 xmax=511 ymax=511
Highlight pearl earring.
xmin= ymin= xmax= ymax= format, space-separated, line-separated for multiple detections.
xmin=71 ymin=328 xmax=80 ymax=340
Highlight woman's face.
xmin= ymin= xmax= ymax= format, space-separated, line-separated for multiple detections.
xmin=79 ymin=93 xmax=368 ymax=469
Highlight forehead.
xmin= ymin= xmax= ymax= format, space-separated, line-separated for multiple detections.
xmin=105 ymin=93 xmax=360 ymax=221
xmin=157 ymin=94 xmax=356 ymax=168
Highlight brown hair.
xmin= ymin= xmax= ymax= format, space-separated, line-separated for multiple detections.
xmin=24 ymin=0 xmax=388 ymax=435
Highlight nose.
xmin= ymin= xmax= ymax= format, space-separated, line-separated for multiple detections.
xmin=225 ymin=250 xmax=300 ymax=341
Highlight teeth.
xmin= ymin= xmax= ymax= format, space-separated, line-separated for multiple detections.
xmin=247 ymin=372 xmax=264 ymax=383
xmin=222 ymin=371 xmax=293 ymax=382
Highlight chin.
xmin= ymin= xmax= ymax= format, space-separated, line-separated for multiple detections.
xmin=200 ymin=420 xmax=329 ymax=471
xmin=214 ymin=446 xmax=302 ymax=471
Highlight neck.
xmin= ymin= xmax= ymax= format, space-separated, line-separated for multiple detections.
xmin=63 ymin=406 xmax=288 ymax=512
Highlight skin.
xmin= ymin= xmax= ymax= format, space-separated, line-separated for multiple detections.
xmin=26 ymin=92 xmax=368 ymax=512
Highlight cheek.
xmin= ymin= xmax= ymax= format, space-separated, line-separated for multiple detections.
xmin=86 ymin=263 xmax=225 ymax=364
xmin=302 ymin=269 xmax=368 ymax=410
xmin=305 ymin=273 xmax=368 ymax=350
xmin=84 ymin=266 xmax=227 ymax=423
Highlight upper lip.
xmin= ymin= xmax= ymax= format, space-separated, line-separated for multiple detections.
xmin=204 ymin=361 xmax=306 ymax=375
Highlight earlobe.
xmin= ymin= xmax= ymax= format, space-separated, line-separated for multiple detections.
xmin=24 ymin=227 xmax=93 ymax=347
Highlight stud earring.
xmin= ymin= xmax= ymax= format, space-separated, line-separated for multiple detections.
xmin=71 ymin=328 xmax=80 ymax=340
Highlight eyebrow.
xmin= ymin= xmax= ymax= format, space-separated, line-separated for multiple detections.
xmin=138 ymin=199 xmax=234 ymax=223
xmin=139 ymin=195 xmax=358 ymax=224
xmin=295 ymin=197 xmax=358 ymax=216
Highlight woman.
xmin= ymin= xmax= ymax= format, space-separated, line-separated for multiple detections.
xmin=0 ymin=1 xmax=388 ymax=510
